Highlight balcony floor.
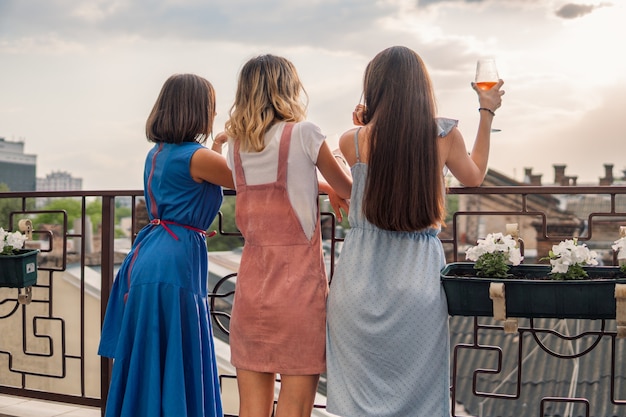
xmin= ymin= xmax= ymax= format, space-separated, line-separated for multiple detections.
xmin=0 ymin=395 xmax=99 ymax=417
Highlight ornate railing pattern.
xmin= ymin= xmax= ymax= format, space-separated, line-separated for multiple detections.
xmin=0 ymin=190 xmax=143 ymax=411
xmin=444 ymin=186 xmax=626 ymax=417
xmin=2 ymin=186 xmax=626 ymax=416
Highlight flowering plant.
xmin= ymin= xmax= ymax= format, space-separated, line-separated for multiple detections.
xmin=0 ymin=227 xmax=28 ymax=255
xmin=465 ymin=232 xmax=522 ymax=278
xmin=544 ymin=238 xmax=598 ymax=280
xmin=612 ymin=236 xmax=626 ymax=273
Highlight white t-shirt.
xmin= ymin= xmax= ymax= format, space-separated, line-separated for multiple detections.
xmin=226 ymin=121 xmax=325 ymax=240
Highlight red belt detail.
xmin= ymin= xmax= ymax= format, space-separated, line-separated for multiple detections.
xmin=150 ymin=218 xmax=207 ymax=240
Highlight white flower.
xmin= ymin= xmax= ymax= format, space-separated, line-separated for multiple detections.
xmin=465 ymin=232 xmax=522 ymax=266
xmin=548 ymin=239 xmax=598 ymax=275
xmin=550 ymin=258 xmax=570 ymax=274
xmin=6 ymin=230 xmax=27 ymax=249
xmin=0 ymin=227 xmax=28 ymax=255
xmin=613 ymin=236 xmax=626 ymax=260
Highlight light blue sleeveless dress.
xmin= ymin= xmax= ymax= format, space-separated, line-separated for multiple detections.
xmin=326 ymin=119 xmax=456 ymax=417
xmin=98 ymin=142 xmax=224 ymax=417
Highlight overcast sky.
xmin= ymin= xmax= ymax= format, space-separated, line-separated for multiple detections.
xmin=1 ymin=0 xmax=624 ymax=190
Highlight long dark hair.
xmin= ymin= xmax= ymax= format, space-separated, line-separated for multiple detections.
xmin=146 ymin=73 xmax=216 ymax=144
xmin=362 ymin=46 xmax=445 ymax=231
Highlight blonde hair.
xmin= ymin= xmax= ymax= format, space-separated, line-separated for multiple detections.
xmin=225 ymin=55 xmax=307 ymax=152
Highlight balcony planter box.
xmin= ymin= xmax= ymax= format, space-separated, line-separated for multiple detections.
xmin=441 ymin=262 xmax=626 ymax=319
xmin=0 ymin=249 xmax=39 ymax=288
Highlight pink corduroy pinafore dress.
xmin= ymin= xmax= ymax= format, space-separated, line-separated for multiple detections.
xmin=229 ymin=123 xmax=328 ymax=375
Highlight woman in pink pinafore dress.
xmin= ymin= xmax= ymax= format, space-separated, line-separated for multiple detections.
xmin=230 ymin=123 xmax=328 ymax=375
xmin=222 ymin=55 xmax=352 ymax=417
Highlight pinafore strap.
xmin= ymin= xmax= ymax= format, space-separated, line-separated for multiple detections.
xmin=234 ymin=123 xmax=294 ymax=188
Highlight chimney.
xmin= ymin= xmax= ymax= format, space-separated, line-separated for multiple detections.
xmin=553 ymin=164 xmax=566 ymax=185
xmin=600 ymin=163 xmax=614 ymax=186
xmin=523 ymin=168 xmax=533 ymax=184
xmin=530 ymin=174 xmax=542 ymax=186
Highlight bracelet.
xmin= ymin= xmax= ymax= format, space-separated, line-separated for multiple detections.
xmin=478 ymin=107 xmax=496 ymax=116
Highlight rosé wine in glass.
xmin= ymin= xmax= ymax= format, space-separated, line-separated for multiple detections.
xmin=475 ymin=59 xmax=499 ymax=90
xmin=475 ymin=59 xmax=500 ymax=132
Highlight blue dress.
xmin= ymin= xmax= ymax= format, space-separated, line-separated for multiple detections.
xmin=326 ymin=120 xmax=456 ymax=417
xmin=98 ymin=142 xmax=224 ymax=417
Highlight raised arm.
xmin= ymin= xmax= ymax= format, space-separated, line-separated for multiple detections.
xmin=190 ymin=147 xmax=235 ymax=189
xmin=441 ymin=79 xmax=504 ymax=187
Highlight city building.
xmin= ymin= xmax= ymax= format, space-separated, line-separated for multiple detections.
xmin=0 ymin=137 xmax=36 ymax=191
xmin=36 ymin=170 xmax=82 ymax=191
xmin=451 ymin=163 xmax=626 ymax=263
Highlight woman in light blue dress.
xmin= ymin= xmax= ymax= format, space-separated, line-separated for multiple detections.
xmin=98 ymin=74 xmax=234 ymax=417
xmin=326 ymin=46 xmax=505 ymax=417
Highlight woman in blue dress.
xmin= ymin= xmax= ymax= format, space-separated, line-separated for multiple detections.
xmin=98 ymin=73 xmax=234 ymax=417
xmin=326 ymin=46 xmax=504 ymax=416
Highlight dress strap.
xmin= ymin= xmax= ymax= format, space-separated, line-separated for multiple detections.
xmin=276 ymin=123 xmax=294 ymax=184
xmin=354 ymin=127 xmax=362 ymax=163
xmin=233 ymin=122 xmax=294 ymax=188
xmin=233 ymin=139 xmax=246 ymax=189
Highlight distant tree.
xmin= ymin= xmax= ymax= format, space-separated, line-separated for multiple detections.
xmin=84 ymin=198 xmax=128 ymax=232
xmin=86 ymin=199 xmax=102 ymax=231
xmin=0 ymin=183 xmax=26 ymax=228
xmin=207 ymin=196 xmax=244 ymax=251
xmin=0 ymin=183 xmax=39 ymax=230
xmin=114 ymin=203 xmax=132 ymax=238
xmin=32 ymin=198 xmax=104 ymax=232
xmin=31 ymin=198 xmax=82 ymax=230
xmin=115 ymin=205 xmax=132 ymax=222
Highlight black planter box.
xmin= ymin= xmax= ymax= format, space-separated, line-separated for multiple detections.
xmin=441 ymin=262 xmax=626 ymax=319
xmin=0 ymin=249 xmax=39 ymax=288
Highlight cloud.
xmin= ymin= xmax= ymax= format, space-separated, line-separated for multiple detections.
xmin=0 ymin=0 xmax=540 ymax=58
xmin=2 ymin=0 xmax=623 ymax=190
xmin=555 ymin=2 xmax=612 ymax=19
xmin=417 ymin=0 xmax=541 ymax=6
xmin=0 ymin=0 xmax=493 ymax=78
xmin=0 ymin=0 xmax=395 ymax=52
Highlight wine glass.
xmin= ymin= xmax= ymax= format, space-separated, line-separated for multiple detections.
xmin=475 ymin=58 xmax=501 ymax=132
xmin=475 ymin=58 xmax=499 ymax=91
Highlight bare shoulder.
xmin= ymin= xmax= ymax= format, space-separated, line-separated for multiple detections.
xmin=339 ymin=128 xmax=359 ymax=146
xmin=438 ymin=125 xmax=463 ymax=149
xmin=339 ymin=128 xmax=360 ymax=166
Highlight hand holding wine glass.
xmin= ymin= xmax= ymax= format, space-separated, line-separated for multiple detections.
xmin=473 ymin=58 xmax=504 ymax=130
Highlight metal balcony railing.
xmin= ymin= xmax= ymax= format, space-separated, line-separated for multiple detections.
xmin=1 ymin=185 xmax=626 ymax=417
